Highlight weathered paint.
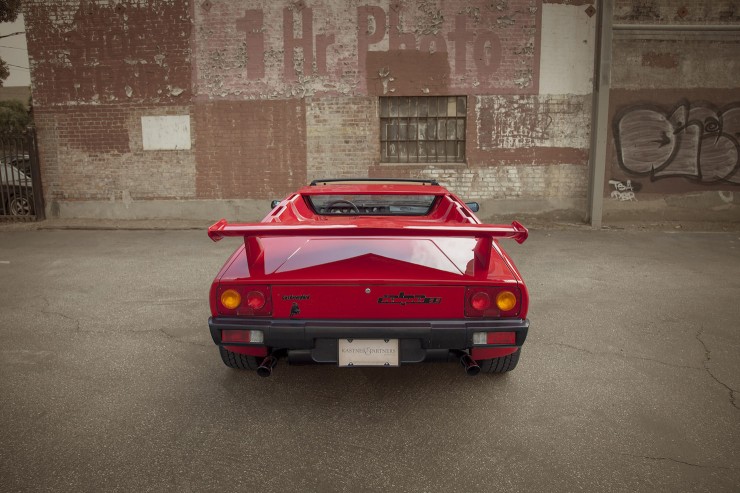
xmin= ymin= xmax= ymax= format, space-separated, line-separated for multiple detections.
xmin=539 ymin=3 xmax=597 ymax=95
xmin=194 ymin=100 xmax=307 ymax=199
xmin=474 ymin=95 xmax=592 ymax=150
xmin=611 ymin=38 xmax=740 ymax=90
xmin=34 ymin=105 xmax=197 ymax=203
xmin=24 ymin=0 xmax=191 ymax=106
xmin=141 ymin=115 xmax=192 ymax=151
xmin=615 ymin=0 xmax=740 ymax=23
xmin=193 ymin=0 xmax=542 ymax=99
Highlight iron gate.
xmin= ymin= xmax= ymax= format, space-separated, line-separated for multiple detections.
xmin=1 ymin=129 xmax=44 ymax=221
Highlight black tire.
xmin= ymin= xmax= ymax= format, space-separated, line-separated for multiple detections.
xmin=478 ymin=349 xmax=521 ymax=374
xmin=219 ymin=346 xmax=260 ymax=370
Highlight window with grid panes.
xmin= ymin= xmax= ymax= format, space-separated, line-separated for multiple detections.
xmin=380 ymin=96 xmax=466 ymax=163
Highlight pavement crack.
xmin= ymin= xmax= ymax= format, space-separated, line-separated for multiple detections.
xmin=38 ymin=309 xmax=81 ymax=332
xmin=158 ymin=328 xmax=209 ymax=348
xmin=622 ymin=453 xmax=733 ymax=470
xmin=696 ymin=329 xmax=739 ymax=411
xmin=543 ymin=342 xmax=594 ymax=355
xmin=131 ymin=298 xmax=203 ymax=306
xmin=540 ymin=342 xmax=702 ymax=370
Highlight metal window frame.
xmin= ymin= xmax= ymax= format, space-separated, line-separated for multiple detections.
xmin=379 ymin=96 xmax=467 ymax=164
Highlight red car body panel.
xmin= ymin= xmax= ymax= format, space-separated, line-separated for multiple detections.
xmin=208 ymin=183 xmax=530 ymax=369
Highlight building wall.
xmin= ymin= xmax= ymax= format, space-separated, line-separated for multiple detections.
xmin=23 ymin=0 xmax=195 ymax=218
xmin=23 ymin=0 xmax=598 ymax=221
xmin=605 ymin=1 xmax=740 ymax=217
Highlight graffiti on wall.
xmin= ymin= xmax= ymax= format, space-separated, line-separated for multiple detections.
xmin=608 ymin=179 xmax=639 ymax=201
xmin=614 ymin=101 xmax=740 ymax=184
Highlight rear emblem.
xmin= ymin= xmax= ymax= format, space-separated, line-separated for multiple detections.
xmin=282 ymin=294 xmax=310 ymax=301
xmin=378 ymin=292 xmax=441 ymax=305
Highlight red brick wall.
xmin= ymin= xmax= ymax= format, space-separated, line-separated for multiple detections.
xmin=306 ymin=97 xmax=379 ymax=181
xmin=24 ymin=1 xmax=195 ymax=204
xmin=194 ymin=100 xmax=307 ymax=199
xmin=22 ymin=0 xmax=598 ymax=216
xmin=24 ymin=0 xmax=191 ymax=106
xmin=34 ymin=105 xmax=195 ymax=201
xmin=193 ymin=0 xmax=542 ymax=99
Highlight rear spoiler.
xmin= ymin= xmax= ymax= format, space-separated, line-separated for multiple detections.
xmin=208 ymin=219 xmax=527 ymax=276
xmin=208 ymin=219 xmax=528 ymax=244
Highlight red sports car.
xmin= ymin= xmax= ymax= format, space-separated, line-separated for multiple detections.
xmin=207 ymin=179 xmax=529 ymax=377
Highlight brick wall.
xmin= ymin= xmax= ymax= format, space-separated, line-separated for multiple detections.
xmin=24 ymin=0 xmax=196 ymax=208
xmin=615 ymin=0 xmax=740 ymax=23
xmin=306 ymin=97 xmax=379 ymax=180
xmin=23 ymin=0 xmax=601 ymax=219
xmin=34 ymin=105 xmax=196 ymax=201
xmin=195 ymin=100 xmax=307 ymax=199
xmin=24 ymin=1 xmax=191 ymax=107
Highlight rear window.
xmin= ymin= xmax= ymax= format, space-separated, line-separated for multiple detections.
xmin=307 ymin=194 xmax=437 ymax=215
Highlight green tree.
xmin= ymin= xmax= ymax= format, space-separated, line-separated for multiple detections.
xmin=0 ymin=100 xmax=30 ymax=133
xmin=0 ymin=0 xmax=23 ymax=87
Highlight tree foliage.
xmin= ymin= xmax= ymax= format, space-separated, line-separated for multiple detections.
xmin=0 ymin=100 xmax=31 ymax=133
xmin=0 ymin=0 xmax=22 ymax=23
xmin=0 ymin=0 xmax=23 ymax=87
xmin=0 ymin=59 xmax=8 ymax=83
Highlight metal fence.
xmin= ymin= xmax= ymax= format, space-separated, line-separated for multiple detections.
xmin=0 ymin=129 xmax=44 ymax=221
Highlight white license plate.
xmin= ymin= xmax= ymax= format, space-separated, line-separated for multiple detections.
xmin=338 ymin=339 xmax=399 ymax=367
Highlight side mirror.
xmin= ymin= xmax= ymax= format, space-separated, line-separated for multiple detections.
xmin=270 ymin=200 xmax=281 ymax=209
xmin=465 ymin=202 xmax=480 ymax=212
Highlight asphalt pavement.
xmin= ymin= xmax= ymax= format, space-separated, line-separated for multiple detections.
xmin=0 ymin=227 xmax=739 ymax=492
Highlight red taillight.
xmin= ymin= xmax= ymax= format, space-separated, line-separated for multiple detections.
xmin=222 ymin=330 xmax=251 ymax=343
xmin=246 ymin=291 xmax=266 ymax=309
xmin=471 ymin=292 xmax=491 ymax=311
xmin=216 ymin=285 xmax=272 ymax=316
xmin=487 ymin=331 xmax=516 ymax=344
xmin=465 ymin=286 xmax=520 ymax=317
xmin=222 ymin=329 xmax=265 ymax=344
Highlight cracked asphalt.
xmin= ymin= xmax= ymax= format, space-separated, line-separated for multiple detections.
xmin=0 ymin=228 xmax=739 ymax=492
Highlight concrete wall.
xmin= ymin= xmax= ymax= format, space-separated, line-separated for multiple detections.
xmin=604 ymin=1 xmax=740 ymax=221
xmin=23 ymin=0 xmax=598 ymax=221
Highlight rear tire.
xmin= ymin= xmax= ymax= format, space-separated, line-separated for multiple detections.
xmin=219 ymin=347 xmax=260 ymax=370
xmin=478 ymin=349 xmax=521 ymax=373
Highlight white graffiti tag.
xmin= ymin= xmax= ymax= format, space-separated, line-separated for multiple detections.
xmin=609 ymin=179 xmax=637 ymax=201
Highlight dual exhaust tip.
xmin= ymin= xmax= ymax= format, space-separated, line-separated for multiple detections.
xmin=459 ymin=353 xmax=481 ymax=376
xmin=257 ymin=355 xmax=278 ymax=377
xmin=257 ymin=353 xmax=481 ymax=377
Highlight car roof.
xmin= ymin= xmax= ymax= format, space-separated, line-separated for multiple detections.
xmin=298 ymin=184 xmax=448 ymax=195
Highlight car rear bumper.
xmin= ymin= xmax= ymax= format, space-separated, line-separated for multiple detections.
xmin=208 ymin=317 xmax=529 ymax=364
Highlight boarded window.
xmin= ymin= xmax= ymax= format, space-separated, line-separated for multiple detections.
xmin=380 ymin=96 xmax=466 ymax=163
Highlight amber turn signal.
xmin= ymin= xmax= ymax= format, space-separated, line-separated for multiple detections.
xmin=220 ymin=289 xmax=242 ymax=310
xmin=495 ymin=290 xmax=517 ymax=311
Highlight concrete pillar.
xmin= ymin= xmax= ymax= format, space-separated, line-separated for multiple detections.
xmin=586 ymin=0 xmax=613 ymax=228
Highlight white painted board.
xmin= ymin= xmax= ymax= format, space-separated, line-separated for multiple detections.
xmin=141 ymin=115 xmax=191 ymax=150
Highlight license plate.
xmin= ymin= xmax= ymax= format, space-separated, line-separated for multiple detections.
xmin=338 ymin=339 xmax=399 ymax=367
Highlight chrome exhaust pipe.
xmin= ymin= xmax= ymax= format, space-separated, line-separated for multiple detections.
xmin=460 ymin=353 xmax=480 ymax=376
xmin=257 ymin=355 xmax=278 ymax=377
